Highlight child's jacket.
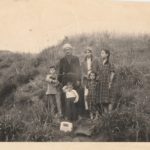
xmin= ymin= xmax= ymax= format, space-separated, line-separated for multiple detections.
xmin=46 ymin=73 xmax=60 ymax=95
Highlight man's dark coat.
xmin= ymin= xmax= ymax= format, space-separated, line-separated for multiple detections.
xmin=58 ymin=55 xmax=81 ymax=86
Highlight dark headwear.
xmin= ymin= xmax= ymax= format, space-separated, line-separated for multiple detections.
xmin=85 ymin=46 xmax=92 ymax=53
xmin=49 ymin=65 xmax=56 ymax=69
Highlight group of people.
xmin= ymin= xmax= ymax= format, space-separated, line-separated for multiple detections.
xmin=45 ymin=43 xmax=115 ymax=123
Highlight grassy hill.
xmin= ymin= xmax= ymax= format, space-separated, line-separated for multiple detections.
xmin=0 ymin=32 xmax=150 ymax=141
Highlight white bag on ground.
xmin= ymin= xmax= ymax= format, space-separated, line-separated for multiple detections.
xmin=60 ymin=121 xmax=73 ymax=132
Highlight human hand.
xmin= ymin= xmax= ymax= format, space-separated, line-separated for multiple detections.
xmin=74 ymin=99 xmax=78 ymax=103
xmin=83 ymin=74 xmax=88 ymax=79
xmin=109 ymin=82 xmax=112 ymax=89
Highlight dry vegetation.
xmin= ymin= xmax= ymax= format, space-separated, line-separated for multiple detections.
xmin=0 ymin=32 xmax=150 ymax=141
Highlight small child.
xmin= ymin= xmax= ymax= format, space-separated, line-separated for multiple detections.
xmin=45 ymin=66 xmax=62 ymax=121
xmin=62 ymin=82 xmax=79 ymax=122
xmin=86 ymin=72 xmax=99 ymax=120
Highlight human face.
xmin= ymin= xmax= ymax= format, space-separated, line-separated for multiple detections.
xmin=90 ymin=73 xmax=96 ymax=80
xmin=67 ymin=84 xmax=73 ymax=91
xmin=64 ymin=48 xmax=72 ymax=56
xmin=85 ymin=50 xmax=92 ymax=58
xmin=49 ymin=68 xmax=56 ymax=74
xmin=101 ymin=50 xmax=108 ymax=59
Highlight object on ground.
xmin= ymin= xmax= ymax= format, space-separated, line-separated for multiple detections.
xmin=60 ymin=121 xmax=73 ymax=132
xmin=74 ymin=119 xmax=96 ymax=136
xmin=74 ymin=126 xmax=94 ymax=136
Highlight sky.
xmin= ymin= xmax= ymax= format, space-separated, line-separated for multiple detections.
xmin=0 ymin=0 xmax=150 ymax=53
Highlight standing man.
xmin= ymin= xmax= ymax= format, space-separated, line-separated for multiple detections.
xmin=58 ymin=43 xmax=81 ymax=116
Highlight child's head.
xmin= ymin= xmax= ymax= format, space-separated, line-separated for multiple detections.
xmin=67 ymin=82 xmax=73 ymax=91
xmin=101 ymin=49 xmax=110 ymax=59
xmin=85 ymin=47 xmax=92 ymax=58
xmin=49 ymin=66 xmax=56 ymax=74
xmin=89 ymin=72 xmax=96 ymax=80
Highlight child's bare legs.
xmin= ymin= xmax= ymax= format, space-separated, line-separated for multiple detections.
xmin=94 ymin=111 xmax=99 ymax=120
xmin=103 ymin=106 xmax=108 ymax=114
xmin=103 ymin=103 xmax=112 ymax=114
xmin=90 ymin=104 xmax=96 ymax=120
xmin=47 ymin=95 xmax=56 ymax=122
xmin=108 ymin=103 xmax=112 ymax=113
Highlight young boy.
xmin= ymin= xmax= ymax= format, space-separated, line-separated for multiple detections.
xmin=45 ymin=66 xmax=62 ymax=121
xmin=62 ymin=82 xmax=79 ymax=122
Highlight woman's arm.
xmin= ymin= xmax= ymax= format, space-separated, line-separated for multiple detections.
xmin=109 ymin=63 xmax=115 ymax=88
xmin=92 ymin=58 xmax=99 ymax=74
xmin=110 ymin=72 xmax=115 ymax=82
xmin=109 ymin=71 xmax=115 ymax=88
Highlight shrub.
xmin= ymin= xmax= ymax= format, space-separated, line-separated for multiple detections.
xmin=94 ymin=109 xmax=150 ymax=142
xmin=0 ymin=32 xmax=150 ymax=141
xmin=16 ymin=69 xmax=39 ymax=85
xmin=0 ymin=80 xmax=17 ymax=106
xmin=0 ymin=110 xmax=25 ymax=141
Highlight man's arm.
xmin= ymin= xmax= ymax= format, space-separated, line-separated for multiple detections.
xmin=75 ymin=57 xmax=81 ymax=81
xmin=58 ymin=59 xmax=63 ymax=83
xmin=92 ymin=58 xmax=100 ymax=74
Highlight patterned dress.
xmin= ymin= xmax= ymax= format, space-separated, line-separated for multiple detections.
xmin=86 ymin=80 xmax=98 ymax=112
xmin=97 ymin=62 xmax=115 ymax=104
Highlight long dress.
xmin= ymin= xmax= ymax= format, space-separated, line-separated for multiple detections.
xmin=86 ymin=80 xmax=98 ymax=113
xmin=97 ymin=62 xmax=115 ymax=104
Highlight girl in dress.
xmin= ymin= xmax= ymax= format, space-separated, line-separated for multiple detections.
xmin=86 ymin=72 xmax=99 ymax=119
xmin=97 ymin=49 xmax=115 ymax=114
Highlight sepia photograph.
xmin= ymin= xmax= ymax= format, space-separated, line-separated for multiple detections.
xmin=0 ymin=0 xmax=150 ymax=143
